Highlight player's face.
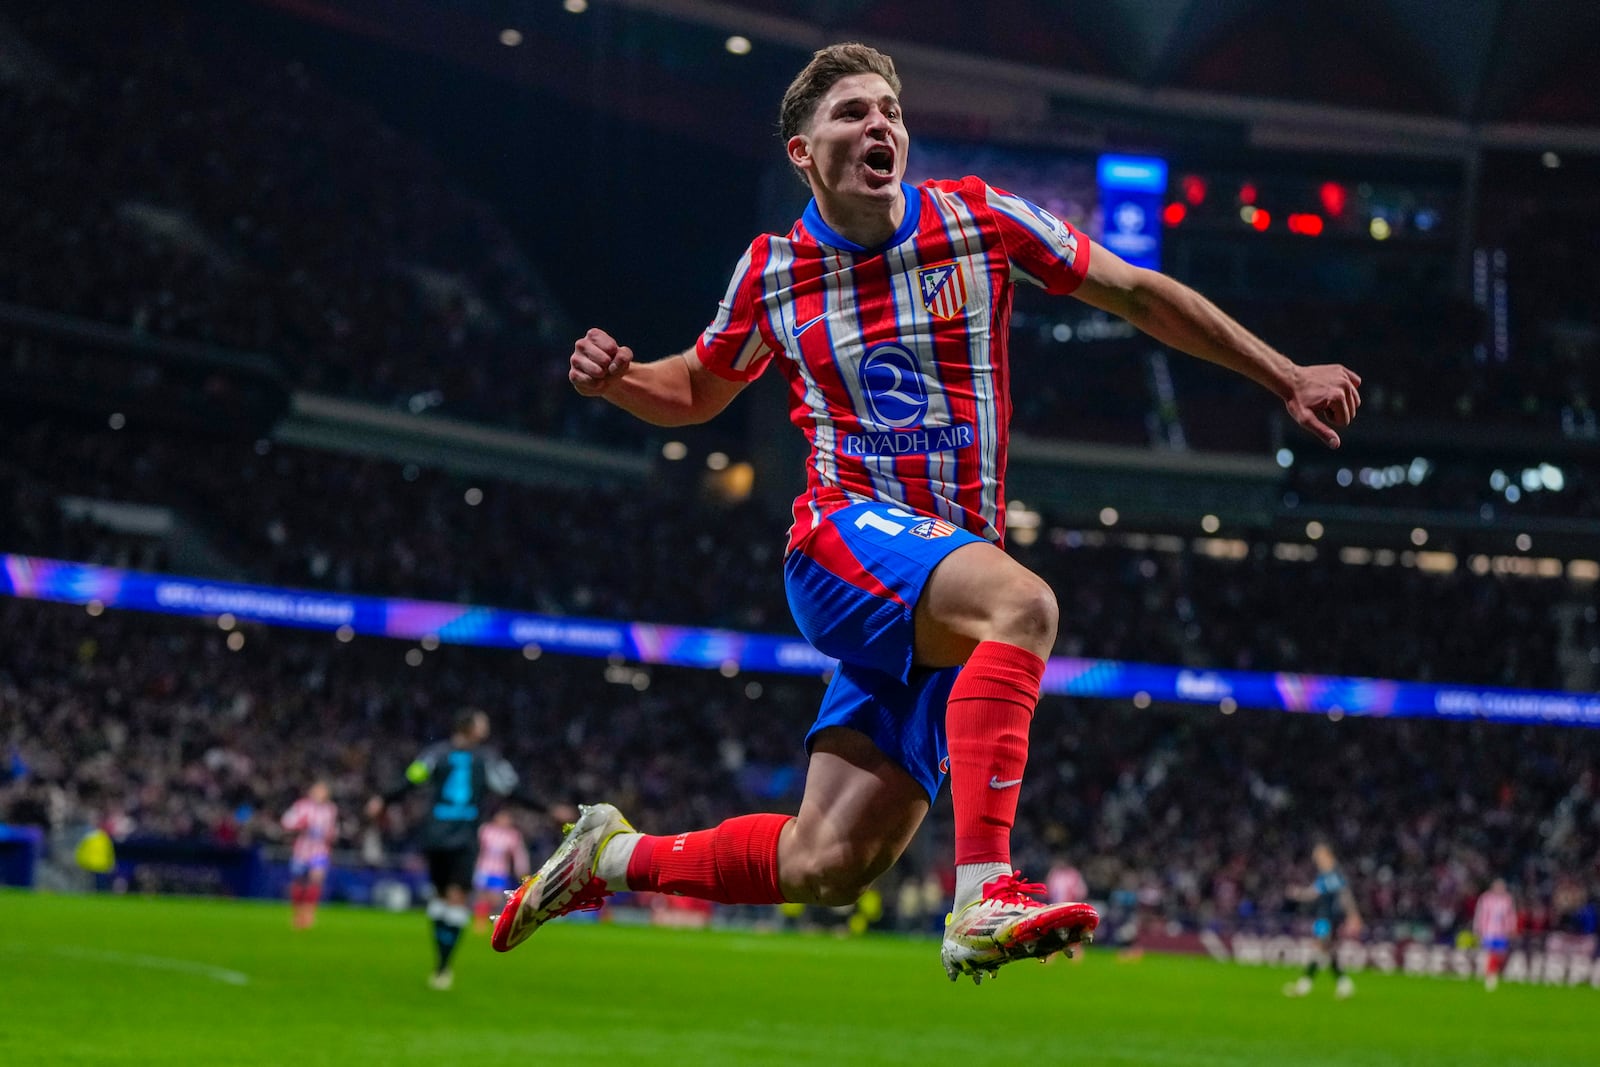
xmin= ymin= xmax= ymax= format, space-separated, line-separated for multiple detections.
xmin=791 ymin=73 xmax=908 ymax=206
xmin=310 ymin=782 xmax=329 ymax=803
xmin=1313 ymin=845 xmax=1334 ymax=871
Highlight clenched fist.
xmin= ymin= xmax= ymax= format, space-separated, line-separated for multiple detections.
xmin=569 ymin=327 xmax=634 ymax=397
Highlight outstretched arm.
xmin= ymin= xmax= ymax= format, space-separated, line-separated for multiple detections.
xmin=570 ymin=328 xmax=747 ymax=427
xmin=1073 ymin=243 xmax=1362 ymax=449
xmin=1339 ymin=886 xmax=1363 ymax=934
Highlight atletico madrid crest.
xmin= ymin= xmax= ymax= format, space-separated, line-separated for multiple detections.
xmin=918 ymin=260 xmax=968 ymax=321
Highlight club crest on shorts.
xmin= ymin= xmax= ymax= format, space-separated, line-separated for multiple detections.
xmin=910 ymin=517 xmax=958 ymax=540
xmin=918 ymin=261 xmax=967 ymax=321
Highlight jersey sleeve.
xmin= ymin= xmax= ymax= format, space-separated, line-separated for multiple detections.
xmin=694 ymin=239 xmax=780 ymax=382
xmin=484 ymin=752 xmax=519 ymax=797
xmin=281 ymin=801 xmax=305 ymax=832
xmin=969 ymin=177 xmax=1092 ymax=295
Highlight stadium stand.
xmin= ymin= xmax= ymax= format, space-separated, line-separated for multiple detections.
xmin=3 ymin=0 xmax=1598 ymax=974
xmin=4 ymin=596 xmax=1595 ymax=940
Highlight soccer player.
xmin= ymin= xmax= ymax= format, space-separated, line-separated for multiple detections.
xmin=281 ymin=780 xmax=337 ymax=929
xmin=1284 ymin=843 xmax=1362 ymax=999
xmin=1473 ymin=877 xmax=1517 ymax=991
xmin=494 ymin=42 xmax=1362 ymax=984
xmin=369 ymin=708 xmax=519 ymax=990
xmin=473 ymin=809 xmax=531 ymax=932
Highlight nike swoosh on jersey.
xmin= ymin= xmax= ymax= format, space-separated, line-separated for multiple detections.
xmin=988 ymin=776 xmax=1024 ymax=790
xmin=791 ymin=312 xmax=828 ymax=337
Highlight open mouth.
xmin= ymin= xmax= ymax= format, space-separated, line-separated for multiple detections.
xmin=863 ymin=145 xmax=895 ymax=177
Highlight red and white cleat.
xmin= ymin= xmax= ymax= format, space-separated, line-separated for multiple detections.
xmin=940 ymin=871 xmax=1099 ymax=985
xmin=491 ymin=803 xmax=635 ymax=953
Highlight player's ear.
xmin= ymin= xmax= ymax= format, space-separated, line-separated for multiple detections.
xmin=786 ymin=133 xmax=812 ymax=174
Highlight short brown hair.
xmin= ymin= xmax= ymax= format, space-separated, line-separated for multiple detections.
xmin=779 ymin=42 xmax=901 ymax=143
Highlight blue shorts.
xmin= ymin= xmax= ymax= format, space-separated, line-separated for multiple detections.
xmin=1482 ymin=937 xmax=1508 ymax=953
xmin=475 ymin=872 xmax=511 ymax=893
xmin=1313 ymin=918 xmax=1334 ymax=940
xmin=290 ymin=856 xmax=329 ymax=879
xmin=784 ymin=501 xmax=986 ymax=801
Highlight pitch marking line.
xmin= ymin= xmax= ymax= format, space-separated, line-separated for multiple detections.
xmin=49 ymin=946 xmax=250 ymax=985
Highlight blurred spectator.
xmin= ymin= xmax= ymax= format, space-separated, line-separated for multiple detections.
xmin=3 ymin=597 xmax=1595 ymax=936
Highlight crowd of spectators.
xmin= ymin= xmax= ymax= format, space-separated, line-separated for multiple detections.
xmin=2 ymin=596 xmax=1595 ymax=941
xmin=5 ymin=416 xmax=1598 ymax=690
xmin=3 ymin=0 xmax=1599 ymax=954
xmin=0 ymin=1 xmax=637 ymax=444
xmin=4 ymin=4 xmax=1600 ymax=460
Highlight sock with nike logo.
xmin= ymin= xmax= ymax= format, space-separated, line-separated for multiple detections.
xmin=946 ymin=640 xmax=1044 ymax=910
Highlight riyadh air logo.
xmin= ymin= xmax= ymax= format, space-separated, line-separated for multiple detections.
xmin=1027 ymin=202 xmax=1079 ymax=267
xmin=858 ymin=342 xmax=928 ymax=429
xmin=917 ymin=260 xmax=967 ymax=320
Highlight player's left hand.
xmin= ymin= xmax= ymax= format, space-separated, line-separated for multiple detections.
xmin=1284 ymin=364 xmax=1362 ymax=449
xmin=1341 ymin=914 xmax=1364 ymax=938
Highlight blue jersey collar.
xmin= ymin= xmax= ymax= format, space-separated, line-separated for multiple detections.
xmin=801 ymin=183 xmax=921 ymax=254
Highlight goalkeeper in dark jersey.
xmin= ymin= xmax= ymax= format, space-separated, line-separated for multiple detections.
xmin=368 ymin=707 xmax=519 ymax=990
xmin=1283 ymin=842 xmax=1362 ymax=1000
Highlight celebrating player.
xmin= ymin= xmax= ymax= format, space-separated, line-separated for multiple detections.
xmin=494 ymin=42 xmax=1361 ymax=984
xmin=1473 ymin=877 xmax=1517 ymax=991
xmin=281 ymin=780 xmax=338 ymax=930
xmin=1284 ymin=843 xmax=1362 ymax=999
xmin=473 ymin=809 xmax=530 ymax=932
xmin=369 ymin=708 xmax=519 ymax=990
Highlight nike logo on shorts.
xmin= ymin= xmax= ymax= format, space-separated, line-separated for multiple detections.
xmin=988 ymin=776 xmax=1023 ymax=790
xmin=791 ymin=312 xmax=827 ymax=338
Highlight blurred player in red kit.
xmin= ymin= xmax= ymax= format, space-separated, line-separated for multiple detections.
xmin=495 ymin=42 xmax=1360 ymax=983
xmin=473 ymin=810 xmax=530 ymax=932
xmin=281 ymin=781 xmax=338 ymax=929
xmin=1473 ymin=877 xmax=1517 ymax=991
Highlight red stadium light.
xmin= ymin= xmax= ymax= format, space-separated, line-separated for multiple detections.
xmin=1250 ymin=208 xmax=1271 ymax=232
xmin=1319 ymin=181 xmax=1347 ymax=217
xmin=1287 ymin=213 xmax=1324 ymax=236
xmin=1162 ymin=202 xmax=1187 ymax=227
xmin=1181 ymin=175 xmax=1207 ymax=205
xmin=1238 ymin=181 xmax=1258 ymax=205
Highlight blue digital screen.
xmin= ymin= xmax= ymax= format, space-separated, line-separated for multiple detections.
xmin=1097 ymin=154 xmax=1167 ymax=269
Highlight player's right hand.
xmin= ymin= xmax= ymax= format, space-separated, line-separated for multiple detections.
xmin=570 ymin=328 xmax=634 ymax=397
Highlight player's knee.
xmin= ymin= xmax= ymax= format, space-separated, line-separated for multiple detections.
xmin=991 ymin=574 xmax=1058 ymax=651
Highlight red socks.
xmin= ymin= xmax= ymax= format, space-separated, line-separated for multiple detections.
xmin=626 ymin=813 xmax=791 ymax=904
xmin=946 ymin=640 xmax=1045 ymax=867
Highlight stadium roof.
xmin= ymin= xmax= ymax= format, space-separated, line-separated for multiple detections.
xmin=665 ymin=0 xmax=1600 ymax=126
xmin=259 ymin=0 xmax=1600 ymax=155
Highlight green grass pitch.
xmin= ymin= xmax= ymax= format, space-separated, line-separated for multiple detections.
xmin=1 ymin=891 xmax=1594 ymax=1066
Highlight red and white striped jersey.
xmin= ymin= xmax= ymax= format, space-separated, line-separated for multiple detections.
xmin=281 ymin=798 xmax=338 ymax=864
xmin=476 ymin=821 xmax=530 ymax=880
xmin=1474 ymin=888 xmax=1518 ymax=940
xmin=1047 ymin=864 xmax=1087 ymax=904
xmin=696 ymin=176 xmax=1091 ymax=551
